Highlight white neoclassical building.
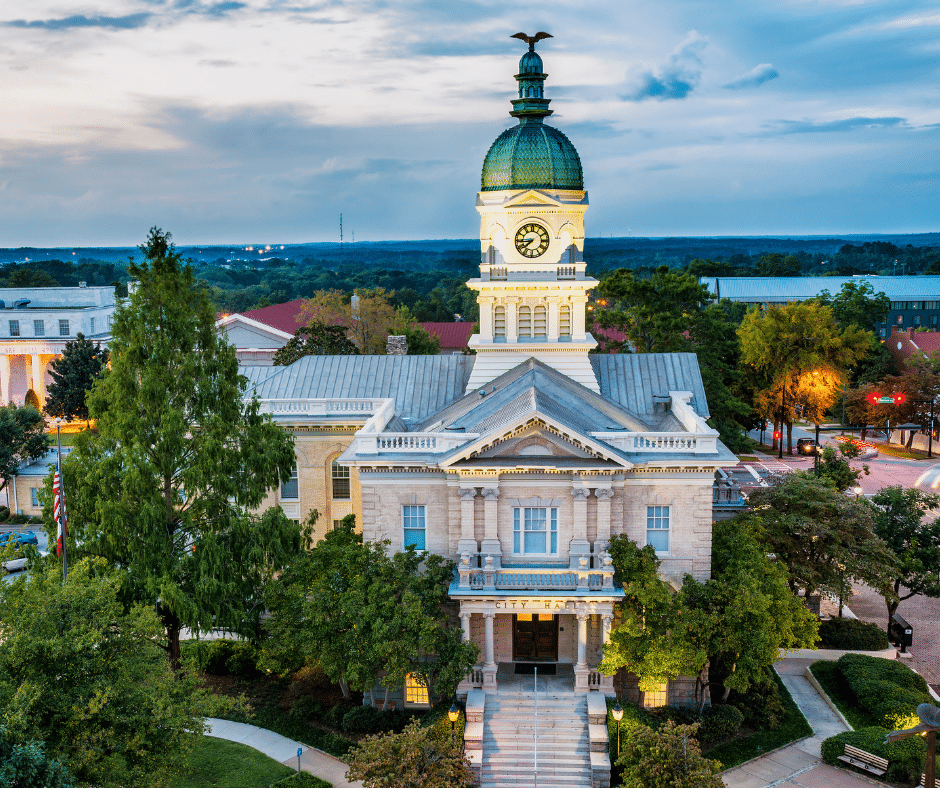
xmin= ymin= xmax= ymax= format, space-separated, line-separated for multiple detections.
xmin=0 ymin=285 xmax=116 ymax=407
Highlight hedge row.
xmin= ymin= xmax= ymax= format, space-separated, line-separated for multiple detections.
xmin=817 ymin=618 xmax=889 ymax=651
xmin=837 ymin=653 xmax=930 ymax=730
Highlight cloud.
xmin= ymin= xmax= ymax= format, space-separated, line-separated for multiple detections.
xmin=768 ymin=116 xmax=907 ymax=134
xmin=4 ymin=13 xmax=152 ymax=30
xmin=622 ymin=31 xmax=707 ymax=102
xmin=724 ymin=63 xmax=779 ymax=90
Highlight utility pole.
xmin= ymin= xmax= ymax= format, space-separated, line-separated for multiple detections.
xmin=339 ymin=213 xmax=343 ymax=249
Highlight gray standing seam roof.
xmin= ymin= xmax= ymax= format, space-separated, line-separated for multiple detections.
xmin=591 ymin=354 xmax=710 ymax=420
xmin=702 ymin=276 xmax=940 ymax=302
xmin=249 ymin=355 xmax=476 ymax=422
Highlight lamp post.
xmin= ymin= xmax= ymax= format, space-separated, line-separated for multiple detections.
xmin=612 ymin=701 xmax=623 ymax=763
xmin=448 ymin=702 xmax=460 ymax=748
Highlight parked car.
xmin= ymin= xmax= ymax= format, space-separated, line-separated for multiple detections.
xmin=796 ymin=438 xmax=819 ymax=455
xmin=0 ymin=531 xmax=38 ymax=548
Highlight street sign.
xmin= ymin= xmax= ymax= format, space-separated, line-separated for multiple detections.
xmin=878 ymin=396 xmax=895 ymax=404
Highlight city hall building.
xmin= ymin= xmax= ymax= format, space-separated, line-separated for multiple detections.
xmin=228 ymin=40 xmax=734 ymax=710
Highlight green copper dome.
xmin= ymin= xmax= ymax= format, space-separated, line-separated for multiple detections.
xmin=481 ymin=40 xmax=584 ymax=192
xmin=481 ymin=122 xmax=583 ymax=191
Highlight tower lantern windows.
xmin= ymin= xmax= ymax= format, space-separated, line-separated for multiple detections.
xmin=494 ymin=305 xmax=506 ymax=341
xmin=560 ymin=305 xmax=572 ymax=338
xmin=534 ymin=305 xmax=547 ymax=339
xmin=518 ymin=305 xmax=532 ymax=338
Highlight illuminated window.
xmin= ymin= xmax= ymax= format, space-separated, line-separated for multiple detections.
xmin=559 ymin=305 xmax=571 ymax=338
xmin=280 ymin=466 xmax=298 ymax=500
xmin=59 ymin=320 xmax=69 ymax=336
xmin=646 ymin=506 xmax=669 ymax=553
xmin=8 ymin=320 xmax=19 ymax=337
xmin=534 ymin=305 xmax=547 ymax=339
xmin=33 ymin=320 xmax=44 ymax=336
xmin=914 ymin=314 xmax=922 ymax=327
xmin=494 ymin=304 xmax=506 ymax=339
xmin=403 ymin=505 xmax=426 ymax=550
xmin=643 ymin=682 xmax=668 ymax=709
xmin=331 ymin=461 xmax=350 ymax=500
xmin=518 ymin=305 xmax=532 ymax=338
xmin=404 ymin=673 xmax=430 ymax=708
xmin=513 ymin=507 xmax=557 ymax=554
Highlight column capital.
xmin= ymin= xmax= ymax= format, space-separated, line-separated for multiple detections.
xmin=577 ymin=611 xmax=590 ymax=621
xmin=482 ymin=610 xmax=496 ymax=619
xmin=571 ymin=487 xmax=590 ymax=501
xmin=595 ymin=488 xmax=615 ymax=500
xmin=483 ymin=487 xmax=500 ymax=501
xmin=460 ymin=611 xmax=472 ymax=621
xmin=459 ymin=488 xmax=477 ymax=501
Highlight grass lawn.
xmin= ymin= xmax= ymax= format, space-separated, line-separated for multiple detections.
xmin=707 ymin=669 xmax=812 ymax=770
xmin=808 ymin=660 xmax=869 ymax=728
xmin=168 ymin=736 xmax=296 ymax=788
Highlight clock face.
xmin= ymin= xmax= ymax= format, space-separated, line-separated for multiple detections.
xmin=514 ymin=222 xmax=550 ymax=258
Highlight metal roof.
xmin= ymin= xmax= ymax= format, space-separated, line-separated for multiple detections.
xmin=591 ymin=353 xmax=710 ymax=419
xmin=251 ymin=355 xmax=475 ymax=422
xmin=701 ymin=276 xmax=940 ymax=302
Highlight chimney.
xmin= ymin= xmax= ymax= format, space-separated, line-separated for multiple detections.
xmin=386 ymin=335 xmax=408 ymax=355
xmin=78 ymin=281 xmax=87 ymax=287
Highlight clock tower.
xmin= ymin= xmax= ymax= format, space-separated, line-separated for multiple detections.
xmin=465 ymin=36 xmax=599 ymax=393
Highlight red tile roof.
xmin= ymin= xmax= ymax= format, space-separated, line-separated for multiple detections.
xmin=239 ymin=299 xmax=307 ymax=334
xmin=421 ymin=322 xmax=475 ymax=350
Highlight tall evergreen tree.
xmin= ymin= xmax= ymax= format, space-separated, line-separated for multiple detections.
xmin=44 ymin=333 xmax=109 ymax=421
xmin=61 ymin=228 xmax=304 ymax=668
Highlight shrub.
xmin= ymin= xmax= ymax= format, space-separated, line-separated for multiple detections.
xmin=289 ymin=696 xmax=324 ymax=721
xmin=7 ymin=514 xmax=30 ymax=524
xmin=342 ymin=705 xmax=384 ymax=734
xmin=0 ymin=506 xmax=10 ymax=521
xmin=728 ymin=672 xmax=786 ymax=729
xmin=198 ymin=639 xmax=261 ymax=677
xmin=818 ymin=618 xmax=889 ymax=650
xmin=838 ymin=653 xmax=929 ymax=696
xmin=697 ymin=704 xmax=744 ymax=745
xmin=274 ymin=772 xmax=332 ymax=787
xmin=822 ymin=727 xmax=925 ymax=783
xmin=871 ymin=699 xmax=920 ymax=731
xmin=836 ymin=653 xmax=931 ymax=731
xmin=323 ymin=703 xmax=348 ymax=729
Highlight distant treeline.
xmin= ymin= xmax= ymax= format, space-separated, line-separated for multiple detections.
xmin=2 ymin=234 xmax=939 ymax=322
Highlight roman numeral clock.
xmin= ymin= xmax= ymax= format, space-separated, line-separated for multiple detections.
xmin=515 ymin=222 xmax=551 ymax=258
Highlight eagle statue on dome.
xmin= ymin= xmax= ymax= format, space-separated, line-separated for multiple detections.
xmin=511 ymin=31 xmax=553 ymax=50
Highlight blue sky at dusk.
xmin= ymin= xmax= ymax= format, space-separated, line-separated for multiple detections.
xmin=1 ymin=0 xmax=938 ymax=246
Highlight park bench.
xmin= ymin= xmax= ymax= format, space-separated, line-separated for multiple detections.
xmin=838 ymin=745 xmax=888 ymax=776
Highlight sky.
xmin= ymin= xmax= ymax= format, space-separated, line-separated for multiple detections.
xmin=1 ymin=0 xmax=939 ymax=247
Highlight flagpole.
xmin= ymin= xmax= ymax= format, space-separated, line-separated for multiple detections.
xmin=55 ymin=417 xmax=67 ymax=582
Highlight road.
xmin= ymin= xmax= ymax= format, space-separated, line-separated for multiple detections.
xmin=1 ymin=524 xmax=49 ymax=585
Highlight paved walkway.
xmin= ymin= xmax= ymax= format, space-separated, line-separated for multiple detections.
xmin=722 ymin=659 xmax=881 ymax=788
xmin=204 ymin=718 xmax=364 ymax=788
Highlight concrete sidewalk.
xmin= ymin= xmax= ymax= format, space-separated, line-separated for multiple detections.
xmin=721 ymin=659 xmax=881 ymax=788
xmin=204 ymin=718 xmax=364 ymax=788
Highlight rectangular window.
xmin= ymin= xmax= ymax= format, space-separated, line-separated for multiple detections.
xmin=933 ymin=316 xmax=938 ymax=327
xmin=59 ymin=319 xmax=69 ymax=336
xmin=911 ymin=302 xmax=924 ymax=310
xmin=90 ymin=317 xmax=95 ymax=334
xmin=891 ymin=302 xmax=906 ymax=310
xmin=33 ymin=320 xmax=44 ymax=336
xmin=332 ymin=519 xmax=343 ymax=531
xmin=403 ymin=505 xmax=426 ymax=550
xmin=559 ymin=305 xmax=571 ymax=337
xmin=280 ymin=466 xmax=298 ymax=500
xmin=897 ymin=314 xmax=904 ymax=326
xmin=914 ymin=314 xmax=922 ymax=327
xmin=518 ymin=305 xmax=532 ymax=338
xmin=643 ymin=682 xmax=668 ymax=709
xmin=513 ymin=507 xmax=558 ymax=554
xmin=30 ymin=488 xmax=40 ymax=507
xmin=404 ymin=673 xmax=430 ymax=707
xmin=926 ymin=302 xmax=940 ymax=310
xmin=8 ymin=320 xmax=19 ymax=337
xmin=647 ymin=506 xmax=669 ymax=552
xmin=331 ymin=461 xmax=350 ymax=500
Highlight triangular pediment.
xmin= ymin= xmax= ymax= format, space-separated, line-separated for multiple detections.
xmin=503 ymin=190 xmax=564 ymax=209
xmin=217 ymin=314 xmax=294 ymax=347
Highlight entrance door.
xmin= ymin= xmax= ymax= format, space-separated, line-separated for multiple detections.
xmin=513 ymin=613 xmax=558 ymax=661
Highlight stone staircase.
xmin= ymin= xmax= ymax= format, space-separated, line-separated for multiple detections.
xmin=480 ymin=692 xmax=593 ymax=788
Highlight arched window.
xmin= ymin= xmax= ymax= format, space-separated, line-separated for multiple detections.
xmin=559 ymin=304 xmax=571 ymax=338
xmin=534 ymin=304 xmax=547 ymax=339
xmin=518 ymin=305 xmax=532 ymax=338
xmin=331 ymin=460 xmax=350 ymax=500
xmin=494 ymin=304 xmax=506 ymax=340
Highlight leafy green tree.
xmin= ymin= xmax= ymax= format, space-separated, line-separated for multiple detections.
xmin=616 ymin=720 xmax=724 ymax=788
xmin=60 ymin=228 xmax=304 ymax=668
xmin=814 ymin=446 xmax=868 ymax=492
xmin=0 ymin=559 xmax=214 ymax=788
xmin=747 ymin=473 xmax=897 ymax=600
xmin=44 ymin=333 xmax=109 ymax=421
xmin=738 ymin=301 xmax=871 ymax=453
xmin=0 ymin=404 xmax=48 ymax=497
xmin=818 ymin=280 xmax=891 ymax=335
xmin=0 ymin=726 xmax=75 ymax=788
xmin=600 ymin=537 xmax=706 ymax=696
xmin=263 ymin=519 xmax=478 ymax=704
xmin=346 ymin=718 xmax=475 ymax=788
xmin=755 ymin=252 xmax=801 ymax=277
xmin=870 ymin=486 xmax=940 ymax=631
xmin=273 ymin=322 xmax=360 ymax=365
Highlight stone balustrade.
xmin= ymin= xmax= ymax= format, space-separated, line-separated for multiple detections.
xmin=457 ymin=552 xmax=615 ymax=591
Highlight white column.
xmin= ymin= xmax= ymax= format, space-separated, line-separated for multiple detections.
xmin=478 ymin=297 xmax=494 ymax=341
xmin=481 ymin=487 xmax=501 ymax=567
xmin=571 ymin=294 xmax=588 ymax=341
xmin=482 ymin=610 xmax=498 ymax=688
xmin=0 ymin=355 xmax=10 ymax=405
xmin=458 ymin=487 xmax=477 ymax=556
xmin=506 ymin=297 xmax=518 ymax=343
xmin=460 ymin=612 xmax=472 ymax=641
xmin=602 ymin=614 xmax=613 ymax=647
xmin=577 ymin=613 xmax=588 ymax=667
xmin=569 ymin=486 xmax=590 ymax=568
xmin=547 ymin=297 xmax=560 ymax=341
xmin=30 ymin=354 xmax=43 ymax=402
xmin=595 ymin=487 xmax=614 ymax=551
xmin=599 ymin=613 xmax=616 ymax=695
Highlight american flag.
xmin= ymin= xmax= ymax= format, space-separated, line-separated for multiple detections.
xmin=53 ymin=470 xmax=66 ymax=556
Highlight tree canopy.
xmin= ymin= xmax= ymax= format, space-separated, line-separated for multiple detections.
xmin=616 ymin=720 xmax=724 ymax=788
xmin=0 ymin=404 xmax=48 ymax=495
xmin=60 ymin=228 xmax=305 ymax=668
xmin=0 ymin=559 xmax=214 ymax=788
xmin=273 ymin=322 xmax=360 ymax=365
xmin=44 ymin=333 xmax=109 ymax=421
xmin=870 ymin=486 xmax=940 ymax=631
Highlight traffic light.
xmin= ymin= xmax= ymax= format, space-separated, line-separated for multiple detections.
xmin=893 ymin=392 xmax=906 ymax=405
xmin=773 ymin=429 xmax=781 ymax=442
xmin=867 ymin=391 xmax=881 ymax=406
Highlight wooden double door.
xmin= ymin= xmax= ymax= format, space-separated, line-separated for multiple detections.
xmin=513 ymin=613 xmax=558 ymax=661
